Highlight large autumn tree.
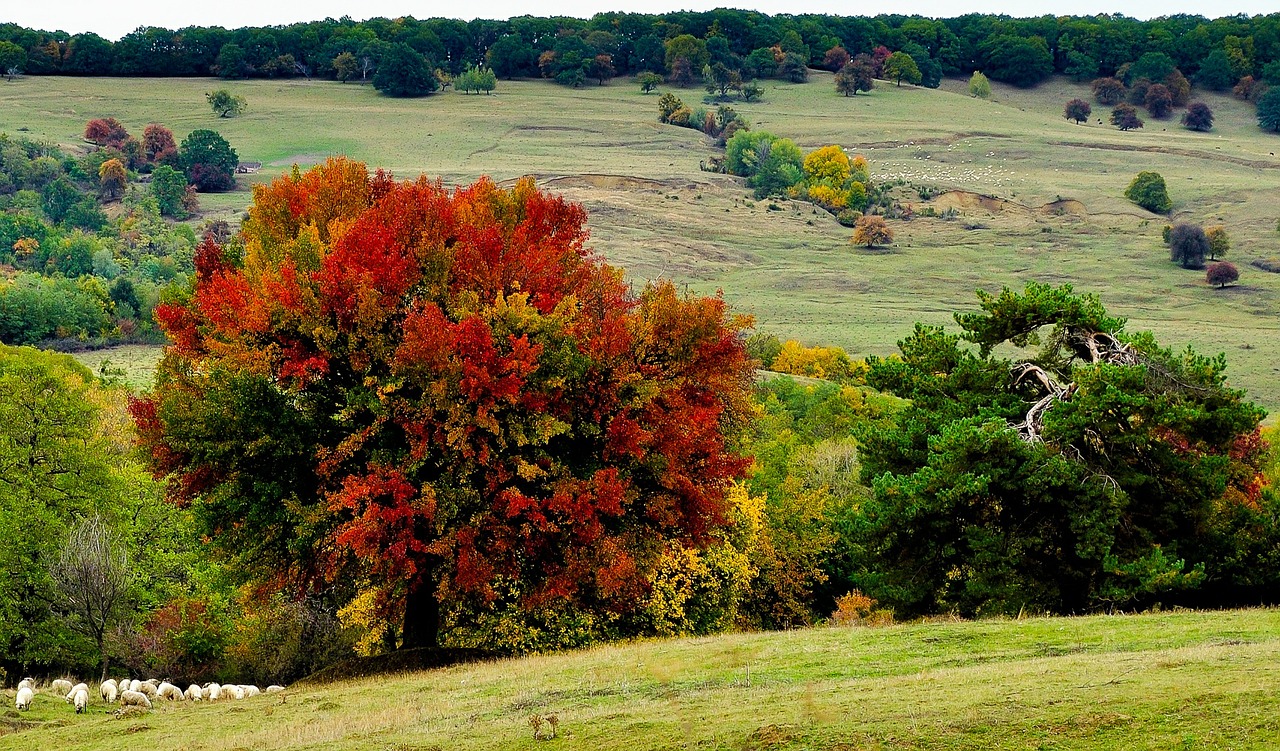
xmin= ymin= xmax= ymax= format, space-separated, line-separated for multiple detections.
xmin=133 ymin=159 xmax=756 ymax=649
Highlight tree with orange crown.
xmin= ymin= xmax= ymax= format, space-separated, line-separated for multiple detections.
xmin=132 ymin=159 xmax=756 ymax=649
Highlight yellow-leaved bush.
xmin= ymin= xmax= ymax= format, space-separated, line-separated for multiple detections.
xmin=770 ymin=340 xmax=867 ymax=382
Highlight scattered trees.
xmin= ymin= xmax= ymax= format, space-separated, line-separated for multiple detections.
xmin=1169 ymin=222 xmax=1209 ymax=268
xmin=0 ymin=41 xmax=25 ymax=81
xmin=836 ymin=59 xmax=874 ymax=96
xmin=455 ymin=66 xmax=497 ymax=94
xmin=206 ymin=89 xmax=247 ymax=118
xmin=1091 ymin=77 xmax=1126 ymax=104
xmin=333 ymin=51 xmax=358 ymax=82
xmin=98 ymin=159 xmax=127 ymax=200
xmin=150 ymin=165 xmax=190 ymax=218
xmin=1205 ymin=225 xmax=1230 ymax=260
xmin=882 ymin=52 xmax=921 ymax=87
xmin=968 ymin=71 xmax=991 ymax=99
xmin=1206 ymin=261 xmax=1240 ymax=288
xmin=372 ymin=43 xmax=436 ymax=97
xmin=1111 ymin=103 xmax=1144 ymax=131
xmin=851 ymin=216 xmax=893 ymax=248
xmin=822 ymin=46 xmax=851 ymax=72
xmin=1144 ymin=83 xmax=1173 ymax=118
xmin=1064 ymin=98 xmax=1091 ymax=124
xmin=1125 ymin=171 xmax=1170 ymax=213
xmin=1183 ymin=102 xmax=1214 ymax=131
xmin=638 ymin=71 xmax=663 ymax=93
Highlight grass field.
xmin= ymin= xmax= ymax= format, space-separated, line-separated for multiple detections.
xmin=4 ymin=74 xmax=1280 ymax=410
xmin=5 ymin=608 xmax=1279 ymax=750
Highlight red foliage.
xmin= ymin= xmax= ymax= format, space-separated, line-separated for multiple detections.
xmin=84 ymin=117 xmax=130 ymax=149
xmin=136 ymin=158 xmax=756 ymax=641
xmin=143 ymin=123 xmax=178 ymax=162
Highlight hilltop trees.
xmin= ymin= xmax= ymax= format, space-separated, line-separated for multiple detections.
xmin=851 ymin=284 xmax=1269 ymax=616
xmin=373 ymin=43 xmax=436 ymax=97
xmin=1064 ymin=99 xmax=1091 ymax=124
xmin=133 ymin=159 xmax=757 ymax=650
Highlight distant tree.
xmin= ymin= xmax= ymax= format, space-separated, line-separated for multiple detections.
xmin=215 ymin=43 xmax=249 ymax=79
xmin=638 ymin=71 xmax=663 ymax=93
xmin=372 ymin=43 xmax=436 ymax=97
xmin=51 ymin=515 xmax=130 ymax=683
xmin=485 ymin=34 xmax=533 ymax=79
xmin=150 ymin=165 xmax=188 ymax=218
xmin=1165 ymin=70 xmax=1191 ymax=106
xmin=1091 ymin=77 xmax=1126 ymax=104
xmin=852 ymin=215 xmax=893 ymax=248
xmin=1125 ymin=171 xmax=1170 ymax=213
xmin=587 ymin=55 xmax=615 ymax=85
xmin=1144 ymin=84 xmax=1173 ymax=118
xmin=669 ymin=56 xmax=695 ymax=87
xmin=1233 ymin=76 xmax=1264 ymax=102
xmin=823 ymin=46 xmax=850 ymax=72
xmin=1127 ymin=77 xmax=1153 ymax=106
xmin=665 ymin=35 xmax=709 ymax=74
xmin=1198 ymin=49 xmax=1236 ymax=91
xmin=739 ymin=82 xmax=763 ymax=102
xmin=1128 ymin=52 xmax=1176 ymax=85
xmin=84 ymin=117 xmax=130 ymax=149
xmin=1169 ymin=223 xmax=1209 ymax=269
xmin=1064 ymin=98 xmax=1091 ymax=124
xmin=1111 ymin=103 xmax=1144 ymax=131
xmin=455 ymin=66 xmax=496 ymax=94
xmin=0 ymin=41 xmax=25 ymax=81
xmin=1259 ymin=87 xmax=1280 ymax=132
xmin=745 ymin=47 xmax=778 ymax=79
xmin=1206 ymin=262 xmax=1239 ymax=288
xmin=1205 ymin=225 xmax=1230 ymax=260
xmin=882 ymin=52 xmax=921 ymax=87
xmin=98 ymin=159 xmax=127 ymax=200
xmin=206 ymin=89 xmax=247 ymax=118
xmin=120 ymin=138 xmax=147 ymax=171
xmin=704 ymin=62 xmax=741 ymax=98
xmin=143 ymin=123 xmax=177 ymax=163
xmin=333 ymin=52 xmax=358 ymax=83
xmin=1064 ymin=51 xmax=1098 ymax=82
xmin=1183 ymin=102 xmax=1215 ymax=131
xmin=178 ymin=129 xmax=238 ymax=192
xmin=836 ymin=59 xmax=874 ymax=96
xmin=779 ymin=53 xmax=808 ymax=83
xmin=979 ymin=35 xmax=1053 ymax=87
xmin=657 ymin=92 xmax=685 ymax=123
xmin=969 ymin=71 xmax=991 ymax=99
xmin=1265 ymin=60 xmax=1280 ymax=86
xmin=435 ymin=69 xmax=453 ymax=91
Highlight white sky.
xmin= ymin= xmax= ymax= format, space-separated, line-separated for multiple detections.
xmin=8 ymin=1 xmax=1273 ymax=41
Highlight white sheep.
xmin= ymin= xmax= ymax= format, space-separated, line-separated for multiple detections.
xmin=156 ymin=681 xmax=184 ymax=701
xmin=136 ymin=681 xmax=158 ymax=699
xmin=203 ymin=682 xmax=221 ymax=701
xmin=227 ymin=684 xmax=245 ymax=700
xmin=240 ymin=685 xmax=260 ymax=698
xmin=50 ymin=679 xmax=73 ymax=696
xmin=128 ymin=679 xmax=142 ymax=693
xmin=65 ymin=682 xmax=89 ymax=703
xmin=17 ymin=678 xmax=33 ymax=691
xmin=185 ymin=684 xmax=202 ymax=701
xmin=15 ymin=687 xmax=33 ymax=711
xmin=119 ymin=690 xmax=152 ymax=709
xmin=73 ymin=687 xmax=89 ymax=714
xmin=265 ymin=685 xmax=284 ymax=694
xmin=101 ymin=679 xmax=118 ymax=704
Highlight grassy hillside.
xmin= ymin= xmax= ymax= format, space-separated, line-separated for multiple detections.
xmin=6 ymin=608 xmax=1280 ymax=750
xmin=4 ymin=74 xmax=1279 ymax=410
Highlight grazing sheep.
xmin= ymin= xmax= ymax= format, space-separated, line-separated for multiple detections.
xmin=17 ymin=678 xmax=33 ymax=691
xmin=119 ymin=690 xmax=152 ymax=709
xmin=136 ymin=681 xmax=158 ymax=699
xmin=73 ymin=687 xmax=89 ymax=714
xmin=156 ymin=681 xmax=184 ymax=701
xmin=65 ymin=682 xmax=89 ymax=703
xmin=15 ymin=687 xmax=33 ymax=711
xmin=240 ymin=685 xmax=261 ymax=698
xmin=227 ymin=684 xmax=245 ymax=700
xmin=51 ymin=679 xmax=73 ymax=696
xmin=203 ymin=682 xmax=221 ymax=701
xmin=265 ymin=685 xmax=284 ymax=694
xmin=101 ymin=679 xmax=118 ymax=704
xmin=185 ymin=684 xmax=202 ymax=701
xmin=128 ymin=679 xmax=142 ymax=692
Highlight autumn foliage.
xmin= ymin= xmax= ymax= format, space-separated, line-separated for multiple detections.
xmin=132 ymin=159 xmax=756 ymax=648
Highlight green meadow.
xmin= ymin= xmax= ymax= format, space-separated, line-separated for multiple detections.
xmin=3 ymin=72 xmax=1279 ymax=410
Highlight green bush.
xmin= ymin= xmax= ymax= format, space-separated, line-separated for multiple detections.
xmin=1124 ymin=171 xmax=1171 ymax=213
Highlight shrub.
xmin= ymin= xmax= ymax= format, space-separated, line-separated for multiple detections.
xmin=1124 ymin=171 xmax=1170 ymax=213
xmin=1207 ymin=262 xmax=1239 ymax=288
xmin=1111 ymin=103 xmax=1144 ymax=131
xmin=968 ymin=71 xmax=991 ymax=99
xmin=638 ymin=71 xmax=663 ymax=93
xmin=656 ymin=92 xmax=684 ymax=122
xmin=851 ymin=215 xmax=893 ymax=248
xmin=1169 ymin=223 xmax=1208 ymax=269
xmin=1183 ymin=102 xmax=1215 ymax=131
xmin=830 ymin=590 xmax=876 ymax=626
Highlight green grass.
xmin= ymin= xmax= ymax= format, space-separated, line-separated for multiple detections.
xmin=69 ymin=344 xmax=164 ymax=390
xmin=5 ymin=608 xmax=1280 ymax=749
xmin=4 ymin=74 xmax=1280 ymax=411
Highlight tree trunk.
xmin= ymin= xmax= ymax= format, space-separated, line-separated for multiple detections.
xmin=99 ymin=641 xmax=110 ymax=685
xmin=401 ymin=580 xmax=440 ymax=649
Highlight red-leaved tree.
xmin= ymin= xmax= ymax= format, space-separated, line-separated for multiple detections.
xmin=131 ymin=158 xmax=756 ymax=649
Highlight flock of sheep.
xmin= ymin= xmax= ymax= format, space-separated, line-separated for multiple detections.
xmin=14 ymin=676 xmax=284 ymax=714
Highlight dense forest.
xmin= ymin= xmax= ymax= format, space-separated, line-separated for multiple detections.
xmin=2 ymin=11 xmax=1280 ymax=91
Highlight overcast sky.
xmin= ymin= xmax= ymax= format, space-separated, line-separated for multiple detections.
xmin=9 ymin=1 xmax=1273 ymax=40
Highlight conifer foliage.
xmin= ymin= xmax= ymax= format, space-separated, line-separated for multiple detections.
xmin=132 ymin=159 xmax=756 ymax=648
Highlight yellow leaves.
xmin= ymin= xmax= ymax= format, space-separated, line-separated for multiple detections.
xmin=771 ymin=340 xmax=865 ymax=382
xmin=337 ymin=587 xmax=392 ymax=657
xmin=12 ymin=237 xmax=38 ymax=257
xmin=803 ymin=145 xmax=852 ymax=185
xmin=807 ymin=184 xmax=848 ymax=211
